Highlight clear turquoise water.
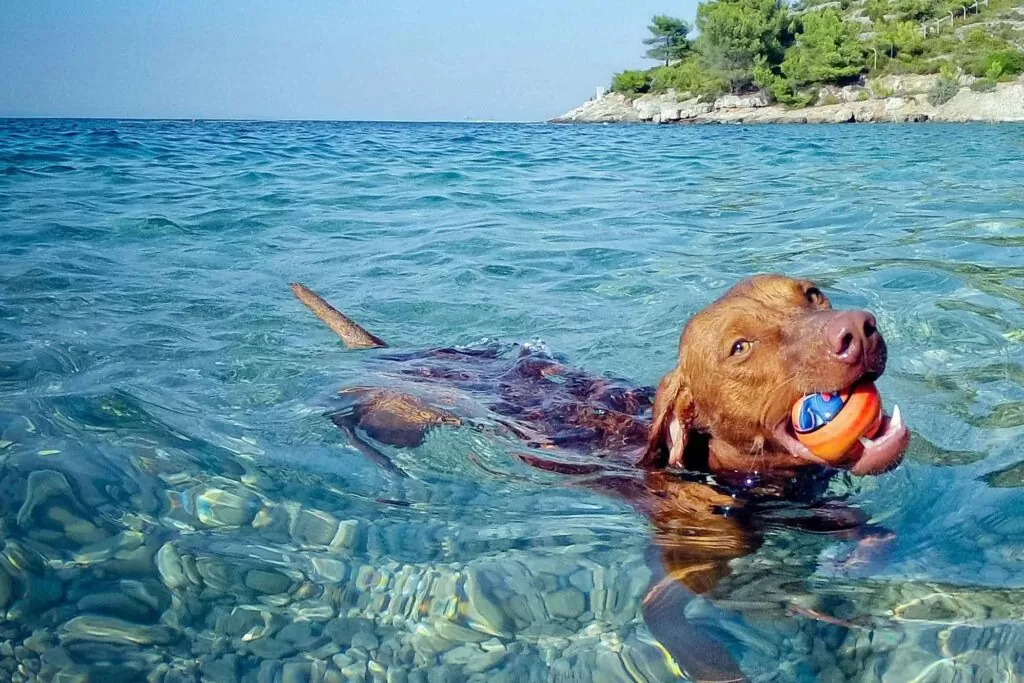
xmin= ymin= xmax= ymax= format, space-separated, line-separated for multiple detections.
xmin=2 ymin=118 xmax=1024 ymax=682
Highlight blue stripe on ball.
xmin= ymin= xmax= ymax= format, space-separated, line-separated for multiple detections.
xmin=794 ymin=392 xmax=847 ymax=434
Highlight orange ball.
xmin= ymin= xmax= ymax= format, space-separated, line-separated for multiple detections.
xmin=791 ymin=381 xmax=883 ymax=463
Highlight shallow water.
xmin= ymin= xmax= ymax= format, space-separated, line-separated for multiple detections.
xmin=1 ymin=118 xmax=1024 ymax=682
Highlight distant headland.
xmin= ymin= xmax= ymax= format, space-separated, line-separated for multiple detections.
xmin=552 ymin=0 xmax=1024 ymax=124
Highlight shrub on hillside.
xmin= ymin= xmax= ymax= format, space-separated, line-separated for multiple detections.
xmin=969 ymin=49 xmax=1024 ymax=79
xmin=884 ymin=55 xmax=945 ymax=75
xmin=995 ymin=25 xmax=1024 ymax=42
xmin=650 ymin=59 xmax=728 ymax=97
xmin=927 ymin=65 xmax=960 ymax=105
xmin=958 ymin=28 xmax=1012 ymax=59
xmin=866 ymin=0 xmax=936 ymax=23
xmin=970 ymin=77 xmax=997 ymax=91
xmin=928 ymin=36 xmax=961 ymax=56
xmin=610 ymin=70 xmax=652 ymax=95
xmin=950 ymin=31 xmax=1019 ymax=77
xmin=910 ymin=58 xmax=943 ymax=74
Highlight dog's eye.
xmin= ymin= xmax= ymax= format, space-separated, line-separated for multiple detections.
xmin=730 ymin=339 xmax=752 ymax=356
xmin=805 ymin=287 xmax=825 ymax=305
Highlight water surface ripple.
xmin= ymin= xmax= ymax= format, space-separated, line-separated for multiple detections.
xmin=1 ymin=119 xmax=1024 ymax=681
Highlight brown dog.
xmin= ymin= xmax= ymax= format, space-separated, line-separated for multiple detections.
xmin=640 ymin=274 xmax=908 ymax=475
xmin=290 ymin=275 xmax=910 ymax=682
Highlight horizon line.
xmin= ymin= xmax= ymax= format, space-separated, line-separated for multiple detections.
xmin=0 ymin=115 xmax=550 ymax=124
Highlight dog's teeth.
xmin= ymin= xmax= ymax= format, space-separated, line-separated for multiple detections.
xmin=891 ymin=404 xmax=903 ymax=429
xmin=859 ymin=436 xmax=875 ymax=449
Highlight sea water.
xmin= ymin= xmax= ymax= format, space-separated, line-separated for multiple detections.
xmin=2 ymin=118 xmax=1024 ymax=681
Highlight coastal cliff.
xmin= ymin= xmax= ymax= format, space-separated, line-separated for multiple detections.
xmin=551 ymin=74 xmax=1024 ymax=124
xmin=556 ymin=0 xmax=1024 ymax=125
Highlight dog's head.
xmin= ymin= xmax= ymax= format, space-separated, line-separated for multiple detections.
xmin=643 ymin=274 xmax=909 ymax=476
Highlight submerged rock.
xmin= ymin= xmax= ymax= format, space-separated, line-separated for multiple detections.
xmin=200 ymin=653 xmax=240 ymax=682
xmin=292 ymin=508 xmax=341 ymax=547
xmin=194 ymin=487 xmax=258 ymax=528
xmin=156 ymin=542 xmax=188 ymax=590
xmin=244 ymin=569 xmax=292 ymax=595
xmin=59 ymin=615 xmax=175 ymax=647
xmin=280 ymin=660 xmax=313 ymax=683
xmin=0 ymin=568 xmax=12 ymax=611
xmin=460 ymin=567 xmax=513 ymax=638
xmin=544 ymin=588 xmax=586 ymax=620
xmin=76 ymin=592 xmax=158 ymax=623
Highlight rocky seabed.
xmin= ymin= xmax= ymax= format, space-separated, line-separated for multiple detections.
xmin=0 ymin=465 xmax=1023 ymax=681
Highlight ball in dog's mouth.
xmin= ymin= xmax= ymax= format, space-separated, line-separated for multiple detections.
xmin=775 ymin=380 xmax=910 ymax=475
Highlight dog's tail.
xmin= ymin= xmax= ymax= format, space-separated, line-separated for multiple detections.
xmin=289 ymin=282 xmax=387 ymax=349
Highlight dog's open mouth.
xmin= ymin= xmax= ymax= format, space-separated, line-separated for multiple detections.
xmin=772 ymin=385 xmax=909 ymax=475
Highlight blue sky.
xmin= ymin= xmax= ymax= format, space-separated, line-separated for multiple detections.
xmin=0 ymin=0 xmax=701 ymax=121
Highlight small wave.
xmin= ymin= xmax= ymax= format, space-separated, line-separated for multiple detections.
xmin=229 ymin=170 xmax=280 ymax=184
xmin=3 ymin=166 xmax=44 ymax=177
xmin=407 ymin=169 xmax=466 ymax=183
xmin=129 ymin=215 xmax=190 ymax=235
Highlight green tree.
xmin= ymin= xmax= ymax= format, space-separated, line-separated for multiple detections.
xmin=644 ymin=15 xmax=693 ymax=65
xmin=875 ymin=20 xmax=924 ymax=58
xmin=695 ymin=0 xmax=790 ymax=91
xmin=753 ymin=57 xmax=817 ymax=106
xmin=781 ymin=9 xmax=866 ymax=85
xmin=894 ymin=0 xmax=936 ymax=21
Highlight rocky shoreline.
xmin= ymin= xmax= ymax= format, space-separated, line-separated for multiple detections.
xmin=551 ymin=74 xmax=1024 ymax=124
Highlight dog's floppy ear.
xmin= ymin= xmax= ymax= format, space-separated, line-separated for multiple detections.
xmin=639 ymin=369 xmax=697 ymax=469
